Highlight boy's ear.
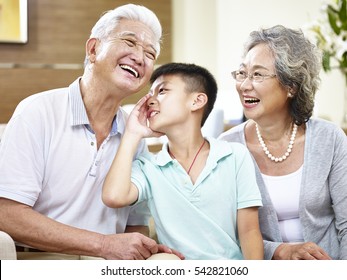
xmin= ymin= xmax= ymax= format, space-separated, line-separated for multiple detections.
xmin=191 ymin=93 xmax=208 ymax=111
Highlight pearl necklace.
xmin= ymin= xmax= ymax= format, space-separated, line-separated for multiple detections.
xmin=255 ymin=123 xmax=297 ymax=163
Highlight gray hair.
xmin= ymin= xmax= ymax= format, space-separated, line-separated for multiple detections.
xmin=244 ymin=25 xmax=322 ymax=125
xmin=85 ymin=4 xmax=162 ymax=65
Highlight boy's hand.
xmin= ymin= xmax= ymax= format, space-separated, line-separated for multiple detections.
xmin=126 ymin=94 xmax=163 ymax=139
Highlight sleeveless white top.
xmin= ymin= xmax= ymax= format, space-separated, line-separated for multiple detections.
xmin=261 ymin=166 xmax=304 ymax=242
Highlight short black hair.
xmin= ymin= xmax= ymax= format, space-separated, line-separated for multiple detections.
xmin=150 ymin=63 xmax=218 ymax=126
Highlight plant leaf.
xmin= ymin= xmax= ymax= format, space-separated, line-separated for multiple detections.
xmin=339 ymin=0 xmax=347 ymax=30
xmin=322 ymin=51 xmax=332 ymax=72
xmin=327 ymin=5 xmax=341 ymax=35
xmin=340 ymin=51 xmax=347 ymax=68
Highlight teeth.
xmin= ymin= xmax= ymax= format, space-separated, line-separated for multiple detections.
xmin=120 ymin=64 xmax=139 ymax=78
xmin=244 ymin=98 xmax=259 ymax=104
xmin=150 ymin=111 xmax=159 ymax=118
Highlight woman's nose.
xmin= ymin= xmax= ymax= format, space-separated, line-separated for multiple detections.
xmin=239 ymin=77 xmax=253 ymax=91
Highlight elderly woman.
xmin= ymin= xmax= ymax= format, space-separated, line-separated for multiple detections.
xmin=219 ymin=25 xmax=347 ymax=260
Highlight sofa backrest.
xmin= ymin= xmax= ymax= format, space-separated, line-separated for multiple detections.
xmin=0 ymin=124 xmax=6 ymax=139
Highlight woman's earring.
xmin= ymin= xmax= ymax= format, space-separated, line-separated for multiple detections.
xmin=287 ymin=92 xmax=293 ymax=98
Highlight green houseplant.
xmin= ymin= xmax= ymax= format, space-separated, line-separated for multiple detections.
xmin=309 ymin=0 xmax=347 ymax=80
xmin=308 ymin=0 xmax=347 ymax=125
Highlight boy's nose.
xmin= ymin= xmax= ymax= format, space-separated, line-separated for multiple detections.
xmin=147 ymin=96 xmax=157 ymax=106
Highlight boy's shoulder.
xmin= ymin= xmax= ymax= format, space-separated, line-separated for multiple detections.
xmin=208 ymin=137 xmax=249 ymax=158
xmin=218 ymin=122 xmax=246 ymax=143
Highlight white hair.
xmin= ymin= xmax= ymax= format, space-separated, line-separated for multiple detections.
xmin=90 ymin=4 xmax=162 ymax=56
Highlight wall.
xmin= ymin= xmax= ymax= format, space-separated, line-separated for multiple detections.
xmin=172 ymin=0 xmax=346 ymax=125
xmin=0 ymin=0 xmax=172 ymax=123
xmin=2 ymin=1 xmax=345 ymax=125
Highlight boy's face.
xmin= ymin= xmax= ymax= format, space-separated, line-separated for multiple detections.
xmin=147 ymin=74 xmax=195 ymax=133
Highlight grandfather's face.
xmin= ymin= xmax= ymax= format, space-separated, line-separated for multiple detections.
xmin=90 ymin=19 xmax=158 ymax=97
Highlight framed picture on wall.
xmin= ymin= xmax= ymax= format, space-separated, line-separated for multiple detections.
xmin=0 ymin=0 xmax=28 ymax=43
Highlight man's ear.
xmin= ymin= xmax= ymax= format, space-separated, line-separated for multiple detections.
xmin=86 ymin=38 xmax=98 ymax=63
xmin=192 ymin=93 xmax=208 ymax=111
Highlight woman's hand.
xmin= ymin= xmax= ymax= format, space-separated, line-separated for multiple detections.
xmin=273 ymin=242 xmax=332 ymax=260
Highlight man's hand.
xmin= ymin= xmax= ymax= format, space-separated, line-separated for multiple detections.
xmin=273 ymin=242 xmax=332 ymax=260
xmin=100 ymin=232 xmax=183 ymax=260
xmin=157 ymin=244 xmax=185 ymax=260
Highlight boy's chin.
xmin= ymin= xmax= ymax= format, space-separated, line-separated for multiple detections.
xmin=148 ymin=124 xmax=161 ymax=133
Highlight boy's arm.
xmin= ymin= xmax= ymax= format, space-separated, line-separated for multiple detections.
xmin=102 ymin=130 xmax=141 ymax=207
xmin=102 ymin=94 xmax=163 ymax=208
xmin=102 ymin=94 xmax=159 ymax=208
xmin=237 ymin=207 xmax=264 ymax=260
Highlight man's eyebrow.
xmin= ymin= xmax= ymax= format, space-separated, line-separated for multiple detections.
xmin=118 ymin=31 xmax=136 ymax=37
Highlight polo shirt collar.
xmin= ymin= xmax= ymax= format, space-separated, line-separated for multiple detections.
xmin=155 ymin=142 xmax=175 ymax=167
xmin=68 ymin=77 xmax=124 ymax=135
xmin=154 ymin=137 xmax=234 ymax=167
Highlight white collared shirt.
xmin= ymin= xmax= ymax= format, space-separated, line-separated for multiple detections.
xmin=0 ymin=78 xmax=149 ymax=234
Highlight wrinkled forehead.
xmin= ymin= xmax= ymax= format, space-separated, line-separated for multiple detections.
xmin=112 ymin=19 xmax=157 ymax=45
xmin=118 ymin=29 xmax=151 ymax=40
xmin=241 ymin=44 xmax=275 ymax=70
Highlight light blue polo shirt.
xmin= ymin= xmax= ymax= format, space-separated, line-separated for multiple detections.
xmin=131 ymin=138 xmax=262 ymax=259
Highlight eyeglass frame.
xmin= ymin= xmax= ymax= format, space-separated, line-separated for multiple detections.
xmin=231 ymin=70 xmax=277 ymax=83
xmin=105 ymin=32 xmax=158 ymax=61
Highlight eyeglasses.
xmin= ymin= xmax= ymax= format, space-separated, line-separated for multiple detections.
xmin=231 ymin=70 xmax=277 ymax=83
xmin=108 ymin=35 xmax=157 ymax=61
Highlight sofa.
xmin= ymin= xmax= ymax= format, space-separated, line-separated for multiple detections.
xmin=0 ymin=231 xmax=16 ymax=260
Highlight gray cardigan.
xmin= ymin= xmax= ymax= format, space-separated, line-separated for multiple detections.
xmin=219 ymin=118 xmax=347 ymax=259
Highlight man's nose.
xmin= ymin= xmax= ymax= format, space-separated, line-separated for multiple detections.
xmin=130 ymin=45 xmax=145 ymax=65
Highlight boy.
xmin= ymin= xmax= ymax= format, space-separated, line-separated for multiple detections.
xmin=102 ymin=63 xmax=263 ymax=259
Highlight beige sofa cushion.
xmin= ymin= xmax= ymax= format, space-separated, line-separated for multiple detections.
xmin=0 ymin=124 xmax=6 ymax=138
xmin=0 ymin=231 xmax=16 ymax=260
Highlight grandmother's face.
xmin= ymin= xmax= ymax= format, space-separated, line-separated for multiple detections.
xmin=235 ymin=43 xmax=290 ymax=122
